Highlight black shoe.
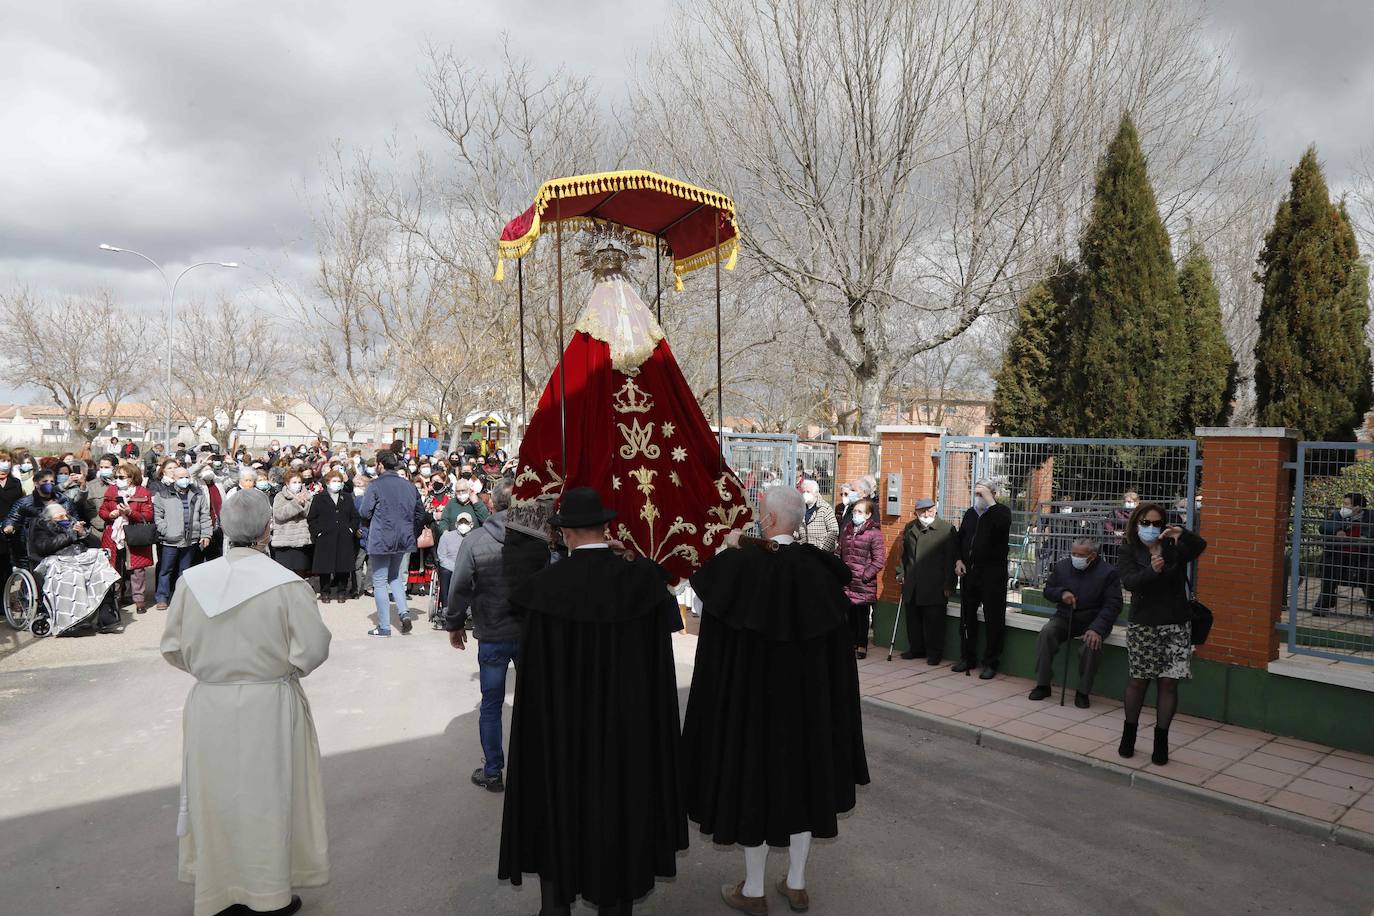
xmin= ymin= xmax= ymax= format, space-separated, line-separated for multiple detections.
xmin=1074 ymin=691 xmax=1091 ymax=709
xmin=1152 ymin=727 xmax=1170 ymax=766
xmin=855 ymin=649 xmax=867 ymax=660
xmin=1119 ymin=721 xmax=1138 ymax=759
xmin=471 ymin=768 xmax=504 ymax=792
xmin=951 ymin=660 xmax=973 ymax=674
xmin=1314 ymin=595 xmax=1335 ymax=610
xmin=900 ymin=650 xmax=919 ymax=660
xmin=927 ymin=656 xmax=942 ymax=666
xmin=400 ymin=615 xmax=413 ymax=635
xmin=979 ymin=665 xmax=997 ymax=680
xmin=1028 ymin=685 xmax=1052 ymax=701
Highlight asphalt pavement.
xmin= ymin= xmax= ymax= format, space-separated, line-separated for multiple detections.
xmin=1 ymin=597 xmax=1372 ymax=915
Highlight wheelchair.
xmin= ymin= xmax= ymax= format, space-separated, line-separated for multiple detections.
xmin=3 ymin=532 xmax=49 ymax=636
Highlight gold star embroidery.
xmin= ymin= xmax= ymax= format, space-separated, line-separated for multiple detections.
xmin=611 ymin=476 xmax=622 ymax=490
xmin=671 ymin=446 xmax=687 ymax=463
xmin=670 ymin=471 xmax=681 ymax=486
xmin=661 ymin=422 xmax=675 ymax=438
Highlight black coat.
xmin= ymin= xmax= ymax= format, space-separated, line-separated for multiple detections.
xmin=958 ymin=501 xmax=1012 ymax=573
xmin=499 ymin=548 xmax=686 ymax=909
xmin=0 ymin=475 xmax=22 ymax=555
xmin=898 ymin=517 xmax=959 ymax=606
xmin=306 ymin=491 xmax=360 ymax=575
xmin=683 ymin=542 xmax=869 ymax=848
xmin=1117 ymin=529 xmax=1206 ymax=627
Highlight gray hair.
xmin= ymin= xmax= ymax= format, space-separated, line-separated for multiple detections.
xmin=42 ymin=502 xmax=67 ymax=520
xmin=222 ymin=489 xmax=272 ymax=547
xmin=799 ymin=478 xmax=820 ymax=495
xmin=1072 ymin=536 xmax=1101 ymax=553
xmin=975 ymin=479 xmax=999 ymax=496
xmin=490 ymin=478 xmax=513 ymax=512
xmin=760 ymin=485 xmax=805 ymax=532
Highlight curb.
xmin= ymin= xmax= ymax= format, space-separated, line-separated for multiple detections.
xmin=861 ymin=695 xmax=1374 ymax=856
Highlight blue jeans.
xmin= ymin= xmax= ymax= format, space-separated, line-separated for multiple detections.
xmin=478 ymin=639 xmax=520 ymax=775
xmin=369 ymin=551 xmax=410 ymax=631
xmin=155 ymin=543 xmax=195 ymax=604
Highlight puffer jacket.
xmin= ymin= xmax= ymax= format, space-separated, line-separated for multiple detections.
xmin=271 ymin=488 xmax=313 ymax=548
xmin=838 ymin=516 xmax=886 ymax=604
xmin=441 ymin=511 xmax=520 ymax=642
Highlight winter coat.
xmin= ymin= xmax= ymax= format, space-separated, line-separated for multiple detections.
xmin=838 ymin=517 xmax=886 ymax=605
xmin=1042 ymin=555 xmax=1124 ymax=638
xmin=154 ymin=485 xmax=212 ymax=547
xmin=0 ymin=475 xmax=23 ymax=555
xmin=357 ymin=472 xmax=425 ymax=556
xmin=100 ymin=484 xmax=155 ymax=570
xmin=85 ymin=476 xmax=113 ymax=530
xmin=3 ymin=489 xmax=74 ymax=540
xmin=29 ymin=518 xmax=83 ymax=560
xmin=1117 ymin=528 xmax=1206 ymax=628
xmin=60 ymin=480 xmax=92 ymax=524
xmin=441 ymin=511 xmax=520 ymax=643
xmin=796 ymin=500 xmax=840 ymax=553
xmin=897 ymin=517 xmax=959 ymax=607
xmin=436 ymin=527 xmax=467 ymax=572
xmin=440 ymin=496 xmax=489 ymax=532
xmin=307 ymin=491 xmax=360 ymax=575
xmin=270 ymin=488 xmax=313 ymax=548
xmin=957 ymin=501 xmax=1012 ymax=574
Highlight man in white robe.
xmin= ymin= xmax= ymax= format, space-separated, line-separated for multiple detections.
xmin=161 ymin=489 xmax=332 ymax=916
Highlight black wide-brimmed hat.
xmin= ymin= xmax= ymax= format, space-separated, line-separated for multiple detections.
xmin=549 ymin=487 xmax=617 ymax=528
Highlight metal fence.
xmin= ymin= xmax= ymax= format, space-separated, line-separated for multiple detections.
xmin=1286 ymin=442 xmax=1374 ymax=665
xmin=798 ymin=440 xmax=838 ymax=503
xmin=938 ymin=436 xmax=1201 ymax=610
xmin=724 ymin=432 xmax=797 ymax=517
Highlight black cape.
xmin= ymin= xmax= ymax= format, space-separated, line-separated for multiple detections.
xmin=499 ymin=548 xmax=687 ymax=908
xmin=682 ymin=542 xmax=870 ymax=847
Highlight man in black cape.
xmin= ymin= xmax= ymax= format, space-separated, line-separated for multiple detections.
xmin=499 ymin=487 xmax=687 ymax=915
xmin=682 ymin=485 xmax=869 ymax=915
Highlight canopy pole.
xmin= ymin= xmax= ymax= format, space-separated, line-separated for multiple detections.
xmin=654 ymin=236 xmax=662 ymax=325
xmin=714 ymin=215 xmax=724 ymax=475
xmin=517 ymin=257 xmax=527 ymax=436
xmin=556 ymin=198 xmax=567 ymax=479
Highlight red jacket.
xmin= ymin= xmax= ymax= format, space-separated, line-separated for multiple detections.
xmin=838 ymin=517 xmax=886 ymax=604
xmin=99 ymin=484 xmax=155 ymax=569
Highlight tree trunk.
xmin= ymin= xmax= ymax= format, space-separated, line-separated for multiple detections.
xmin=856 ymin=369 xmax=887 ymax=438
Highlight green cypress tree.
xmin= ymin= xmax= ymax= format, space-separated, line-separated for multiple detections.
xmin=991 ymin=266 xmax=1074 ymax=436
xmin=1063 ymin=113 xmax=1189 ymax=437
xmin=1254 ymin=146 xmax=1373 ymax=441
xmin=1176 ymin=245 xmax=1238 ymax=429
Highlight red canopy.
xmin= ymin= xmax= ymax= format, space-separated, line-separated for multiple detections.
xmin=494 ymin=170 xmax=738 ymax=287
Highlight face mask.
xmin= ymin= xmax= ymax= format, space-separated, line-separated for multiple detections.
xmin=0 ymin=462 xmax=9 ymax=473
xmin=57 ymin=519 xmax=72 ymax=530
xmin=802 ymin=492 xmax=816 ymax=506
xmin=57 ymin=474 xmax=70 ymax=486
xmin=118 ymin=482 xmax=133 ymax=493
xmin=175 ymin=477 xmax=192 ymax=490
xmin=408 ymin=464 xmax=418 ymax=473
xmin=1071 ymin=555 xmax=1091 ymax=571
xmin=98 ymin=468 xmax=114 ymax=480
xmin=256 ymin=480 xmax=272 ymax=491
xmin=201 ymin=469 xmax=215 ymax=480
xmin=213 ymin=461 xmax=223 ymax=469
xmin=457 ymin=523 xmax=472 ymax=534
xmin=842 ymin=493 xmax=855 ymax=505
xmin=1137 ymin=523 xmax=1161 ymax=545
xmin=851 ymin=513 xmax=869 ymax=526
xmin=37 ymin=482 xmax=55 ymax=496
xmin=419 ymin=467 xmax=432 ymax=477
xmin=919 ymin=515 xmax=935 ymax=528
xmin=19 ymin=462 xmax=33 ymax=473
xmin=1341 ymin=506 xmax=1354 ymax=519
xmin=1124 ymin=501 xmax=1137 ymax=510
xmin=288 ymin=482 xmax=303 ymax=494
xmin=161 ymin=475 xmax=174 ymax=486
xmin=457 ymin=492 xmax=470 ymax=502
xmin=328 ymin=481 xmax=344 ymax=494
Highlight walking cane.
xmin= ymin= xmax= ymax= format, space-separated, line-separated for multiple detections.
xmin=886 ymin=592 xmax=906 ymax=663
xmin=1059 ymin=623 xmax=1072 ymax=706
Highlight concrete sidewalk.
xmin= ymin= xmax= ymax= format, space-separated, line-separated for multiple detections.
xmin=857 ymin=653 xmax=1374 ymax=853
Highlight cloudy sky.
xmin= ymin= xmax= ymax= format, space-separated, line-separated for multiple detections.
xmin=2 ymin=0 xmax=1372 ymax=336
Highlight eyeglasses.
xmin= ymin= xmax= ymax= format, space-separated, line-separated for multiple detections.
xmin=1138 ymin=520 xmax=1163 ymax=529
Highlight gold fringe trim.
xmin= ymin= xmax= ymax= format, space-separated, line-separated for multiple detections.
xmin=494 ymin=170 xmax=739 ymax=284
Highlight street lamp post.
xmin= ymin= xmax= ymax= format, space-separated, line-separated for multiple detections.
xmin=100 ymin=244 xmax=238 ymax=446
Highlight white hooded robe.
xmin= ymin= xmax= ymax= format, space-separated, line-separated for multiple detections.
xmin=161 ymin=547 xmax=331 ymax=916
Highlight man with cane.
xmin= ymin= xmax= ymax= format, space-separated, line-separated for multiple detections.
xmin=1028 ymin=536 xmax=1123 ymax=709
xmin=892 ymin=498 xmax=958 ymax=664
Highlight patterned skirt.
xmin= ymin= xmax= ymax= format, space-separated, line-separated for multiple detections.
xmin=1126 ymin=622 xmax=1192 ymax=680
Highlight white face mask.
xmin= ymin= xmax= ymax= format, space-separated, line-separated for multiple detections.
xmin=98 ymin=467 xmax=114 ymax=479
xmin=288 ymin=482 xmax=303 ymax=495
xmin=256 ymin=480 xmax=272 ymax=491
xmin=1071 ymin=555 xmax=1092 ymax=571
xmin=175 ymin=477 xmax=192 ymax=489
xmin=1124 ymin=501 xmax=1137 ymax=510
xmin=802 ymin=491 xmax=816 ymax=506
xmin=19 ymin=462 xmax=33 ymax=473
xmin=457 ymin=523 xmax=472 ymax=534
xmin=161 ymin=475 xmax=174 ymax=486
xmin=328 ymin=481 xmax=344 ymax=494
xmin=851 ymin=513 xmax=869 ymax=526
xmin=918 ymin=514 xmax=935 ymax=528
xmin=1341 ymin=506 xmax=1354 ymax=519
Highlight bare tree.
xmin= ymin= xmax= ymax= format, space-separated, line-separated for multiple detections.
xmin=168 ymin=298 xmax=295 ymax=451
xmin=0 ymin=288 xmax=147 ymax=443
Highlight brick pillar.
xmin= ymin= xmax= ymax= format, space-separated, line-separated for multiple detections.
xmin=833 ymin=436 xmax=875 ymax=490
xmin=875 ymin=426 xmax=945 ymax=603
xmin=1193 ymin=427 xmax=1295 ymax=669
xmin=1025 ymin=455 xmax=1055 ymax=514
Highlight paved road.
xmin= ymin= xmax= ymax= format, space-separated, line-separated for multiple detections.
xmin=1 ymin=599 xmax=1372 ymax=915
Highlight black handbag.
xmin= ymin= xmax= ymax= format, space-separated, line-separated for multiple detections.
xmin=1185 ymin=567 xmax=1213 ymax=646
xmin=124 ymin=522 xmax=157 ymax=548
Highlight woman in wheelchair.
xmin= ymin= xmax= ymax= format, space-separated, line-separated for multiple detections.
xmin=29 ymin=501 xmax=122 ymax=634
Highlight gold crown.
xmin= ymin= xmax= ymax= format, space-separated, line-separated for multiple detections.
xmin=613 ymin=377 xmax=654 ymax=414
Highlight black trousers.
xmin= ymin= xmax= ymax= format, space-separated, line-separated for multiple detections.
xmin=848 ymin=601 xmax=873 ymax=649
xmin=959 ymin=567 xmax=1007 ymax=667
xmin=318 ymin=571 xmax=349 ymax=597
xmin=904 ymin=602 xmax=947 ymax=661
xmin=1033 ymin=612 xmax=1102 ymax=693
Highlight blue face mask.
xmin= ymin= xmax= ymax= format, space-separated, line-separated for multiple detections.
xmin=1071 ymin=555 xmax=1091 ymax=571
xmin=57 ymin=519 xmax=72 ymax=530
xmin=57 ymin=474 xmax=70 ymax=486
xmin=1137 ymin=523 xmax=1161 ymax=545
xmin=37 ymin=482 xmax=55 ymax=496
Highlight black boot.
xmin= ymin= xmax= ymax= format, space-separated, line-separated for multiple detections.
xmin=1118 ymin=721 xmax=1138 ymax=758
xmin=1152 ymin=727 xmax=1170 ymax=766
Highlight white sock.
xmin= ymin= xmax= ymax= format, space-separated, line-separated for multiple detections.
xmin=787 ymin=831 xmax=812 ymax=890
xmin=742 ymin=844 xmax=768 ymax=898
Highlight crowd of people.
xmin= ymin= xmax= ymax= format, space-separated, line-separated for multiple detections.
xmin=0 ymin=435 xmax=518 ymax=637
